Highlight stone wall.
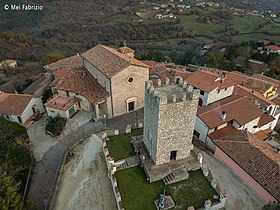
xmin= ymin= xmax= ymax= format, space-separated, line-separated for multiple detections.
xmin=111 ymin=65 xmax=149 ymax=117
xmin=143 ymin=80 xmax=199 ymax=165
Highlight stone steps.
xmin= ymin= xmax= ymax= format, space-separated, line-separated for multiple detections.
xmin=163 ymin=173 xmax=175 ymax=185
xmin=116 ymin=161 xmax=128 ymax=171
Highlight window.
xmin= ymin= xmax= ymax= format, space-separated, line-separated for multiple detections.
xmin=66 ymin=91 xmax=69 ymax=97
xmin=253 ymin=125 xmax=258 ymax=128
xmin=193 ymin=130 xmax=200 ymax=138
xmin=128 ymin=101 xmax=135 ymax=112
xmin=6 ymin=115 xmax=10 ymax=120
xmin=17 ymin=116 xmax=22 ymax=123
xmin=225 ymin=88 xmax=227 ymax=91
xmin=128 ymin=77 xmax=133 ymax=83
xmin=217 ymin=90 xmax=220 ymax=94
xmin=68 ymin=106 xmax=75 ymax=117
xmin=170 ymin=151 xmax=177 ymax=161
xmin=228 ymin=120 xmax=234 ymax=125
xmin=200 ymin=90 xmax=205 ymax=96
xmin=214 ymin=127 xmax=218 ymax=131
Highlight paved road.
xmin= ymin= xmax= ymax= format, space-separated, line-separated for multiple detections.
xmin=107 ymin=108 xmax=144 ymax=132
xmin=27 ymin=121 xmax=104 ymax=209
xmin=199 ymin=149 xmax=265 ymax=210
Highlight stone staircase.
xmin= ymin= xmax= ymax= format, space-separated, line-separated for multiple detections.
xmin=163 ymin=168 xmax=190 ymax=185
xmin=116 ymin=161 xmax=129 ymax=171
xmin=163 ymin=173 xmax=176 ymax=185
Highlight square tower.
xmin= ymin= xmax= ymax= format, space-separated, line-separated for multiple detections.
xmin=143 ymin=79 xmax=199 ymax=165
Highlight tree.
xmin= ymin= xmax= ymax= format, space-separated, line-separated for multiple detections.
xmin=0 ymin=172 xmax=24 ymax=210
xmin=262 ymin=202 xmax=280 ymax=210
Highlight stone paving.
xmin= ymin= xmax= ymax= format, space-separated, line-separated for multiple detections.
xmin=107 ymin=108 xmax=144 ymax=132
xmin=196 ymin=148 xmax=265 ymax=210
xmin=27 ymin=115 xmax=105 ymax=209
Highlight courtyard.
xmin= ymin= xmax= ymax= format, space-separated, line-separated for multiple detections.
xmin=115 ymin=166 xmax=217 ymax=210
xmin=106 ymin=128 xmax=143 ymax=160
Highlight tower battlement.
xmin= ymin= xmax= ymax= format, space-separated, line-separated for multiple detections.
xmin=145 ymin=80 xmax=199 ymax=104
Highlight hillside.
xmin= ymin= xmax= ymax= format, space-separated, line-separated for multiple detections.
xmin=0 ymin=0 xmax=279 ymax=63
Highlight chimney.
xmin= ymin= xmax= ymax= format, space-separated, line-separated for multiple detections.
xmin=220 ymin=111 xmax=227 ymax=120
xmin=220 ymin=72 xmax=227 ymax=83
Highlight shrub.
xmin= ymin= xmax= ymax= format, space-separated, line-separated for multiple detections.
xmin=45 ymin=117 xmax=67 ymax=136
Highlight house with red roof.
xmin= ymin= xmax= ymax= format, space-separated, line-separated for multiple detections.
xmin=194 ymin=95 xmax=276 ymax=150
xmin=0 ymin=92 xmax=44 ymax=125
xmin=46 ymin=44 xmax=149 ymax=119
xmin=186 ymin=70 xmax=236 ymax=106
xmin=46 ymin=67 xmax=110 ymax=119
xmin=264 ymin=45 xmax=280 ymax=54
xmin=213 ymin=130 xmax=280 ymax=203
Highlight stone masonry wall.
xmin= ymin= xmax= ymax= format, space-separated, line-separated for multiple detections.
xmin=143 ymin=80 xmax=199 ymax=165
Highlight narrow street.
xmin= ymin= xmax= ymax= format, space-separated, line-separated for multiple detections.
xmin=27 ymin=112 xmax=105 ymax=209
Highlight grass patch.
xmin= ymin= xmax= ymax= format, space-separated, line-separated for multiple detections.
xmin=115 ymin=166 xmax=217 ymax=210
xmin=45 ymin=117 xmax=67 ymax=136
xmin=107 ymin=128 xmax=143 ymax=160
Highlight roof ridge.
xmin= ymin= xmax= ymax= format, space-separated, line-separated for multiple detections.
xmin=213 ymin=139 xmax=249 ymax=144
xmin=199 ymin=96 xmax=246 ymax=116
xmin=99 ymin=45 xmax=131 ymax=65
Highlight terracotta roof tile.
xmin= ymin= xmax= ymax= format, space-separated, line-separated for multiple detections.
xmin=254 ymin=130 xmax=269 ymax=141
xmin=82 ymin=45 xmax=149 ymax=78
xmin=0 ymin=93 xmax=33 ymax=115
xmin=272 ymin=97 xmax=280 ymax=106
xmin=251 ymin=74 xmax=280 ymax=94
xmin=242 ymin=77 xmax=274 ymax=94
xmin=118 ymin=46 xmax=135 ymax=54
xmin=213 ymin=130 xmax=280 ymax=201
xmin=208 ymin=125 xmax=239 ymax=140
xmin=258 ymin=113 xmax=275 ymax=127
xmin=43 ymin=55 xmax=83 ymax=71
xmin=52 ymin=67 xmax=110 ymax=105
xmin=198 ymin=95 xmax=263 ymax=129
xmin=233 ymin=84 xmax=274 ymax=106
xmin=186 ymin=70 xmax=236 ymax=92
xmin=264 ymin=45 xmax=280 ymax=51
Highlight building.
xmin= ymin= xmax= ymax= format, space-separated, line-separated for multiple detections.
xmin=82 ymin=44 xmax=149 ymax=118
xmin=0 ymin=92 xmax=44 ymax=125
xmin=213 ymin=131 xmax=280 ymax=203
xmin=185 ymin=70 xmax=236 ymax=106
xmin=264 ymin=45 xmax=280 ymax=54
xmin=43 ymin=54 xmax=83 ymax=71
xmin=143 ymin=79 xmax=199 ymax=165
xmin=0 ymin=60 xmax=17 ymax=69
xmin=45 ymin=95 xmax=80 ymax=119
xmin=194 ymin=95 xmax=272 ymax=150
xmin=46 ymin=67 xmax=110 ymax=119
xmin=23 ymin=74 xmax=53 ymax=98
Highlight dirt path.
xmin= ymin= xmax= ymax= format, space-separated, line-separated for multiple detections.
xmin=54 ymin=135 xmax=117 ymax=210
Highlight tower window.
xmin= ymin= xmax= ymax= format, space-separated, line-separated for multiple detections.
xmin=128 ymin=77 xmax=133 ymax=83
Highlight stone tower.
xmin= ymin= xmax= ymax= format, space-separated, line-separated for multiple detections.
xmin=143 ymin=78 xmax=199 ymax=165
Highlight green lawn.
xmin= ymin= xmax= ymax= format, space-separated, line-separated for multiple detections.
xmin=107 ymin=128 xmax=143 ymax=160
xmin=115 ymin=166 xmax=217 ymax=210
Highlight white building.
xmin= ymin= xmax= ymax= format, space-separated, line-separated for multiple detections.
xmin=0 ymin=92 xmax=44 ymax=125
xmin=186 ymin=70 xmax=236 ymax=106
xmin=0 ymin=60 xmax=17 ymax=69
xmin=194 ymin=95 xmax=276 ymax=150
